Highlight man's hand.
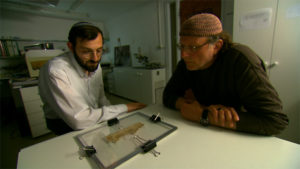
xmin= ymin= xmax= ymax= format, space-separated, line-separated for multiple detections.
xmin=175 ymin=89 xmax=239 ymax=130
xmin=176 ymin=89 xmax=203 ymax=122
xmin=126 ymin=102 xmax=146 ymax=112
xmin=175 ymin=88 xmax=196 ymax=109
xmin=178 ymin=100 xmax=205 ymax=122
xmin=183 ymin=88 xmax=196 ymax=103
xmin=207 ymin=105 xmax=239 ymax=129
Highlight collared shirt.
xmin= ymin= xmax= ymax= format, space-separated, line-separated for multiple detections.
xmin=39 ymin=51 xmax=127 ymax=130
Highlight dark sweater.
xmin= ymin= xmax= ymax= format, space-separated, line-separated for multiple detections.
xmin=163 ymin=44 xmax=288 ymax=135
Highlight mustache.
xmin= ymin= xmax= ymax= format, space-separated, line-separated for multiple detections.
xmin=88 ymin=56 xmax=102 ymax=64
xmin=88 ymin=60 xmax=100 ymax=63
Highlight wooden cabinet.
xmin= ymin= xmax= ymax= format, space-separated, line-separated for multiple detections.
xmin=110 ymin=67 xmax=166 ymax=104
xmin=14 ymin=85 xmax=50 ymax=137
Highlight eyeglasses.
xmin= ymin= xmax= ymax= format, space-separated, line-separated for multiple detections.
xmin=177 ymin=41 xmax=210 ymax=53
xmin=78 ymin=48 xmax=104 ymax=58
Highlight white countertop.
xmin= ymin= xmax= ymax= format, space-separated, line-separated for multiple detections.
xmin=17 ymin=104 xmax=300 ymax=169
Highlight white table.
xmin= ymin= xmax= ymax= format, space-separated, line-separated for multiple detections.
xmin=17 ymin=104 xmax=300 ymax=169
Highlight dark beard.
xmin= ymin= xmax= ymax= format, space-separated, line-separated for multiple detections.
xmin=73 ymin=50 xmax=100 ymax=72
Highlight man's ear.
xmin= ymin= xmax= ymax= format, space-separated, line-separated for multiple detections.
xmin=214 ymin=39 xmax=223 ymax=54
xmin=67 ymin=42 xmax=73 ymax=51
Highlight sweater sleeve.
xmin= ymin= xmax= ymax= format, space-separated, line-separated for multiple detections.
xmin=233 ymin=45 xmax=288 ymax=135
xmin=163 ymin=60 xmax=189 ymax=109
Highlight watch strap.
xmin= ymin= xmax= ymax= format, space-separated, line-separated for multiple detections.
xmin=200 ymin=109 xmax=209 ymax=126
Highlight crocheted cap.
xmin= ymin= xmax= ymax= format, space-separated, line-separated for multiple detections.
xmin=180 ymin=13 xmax=223 ymax=37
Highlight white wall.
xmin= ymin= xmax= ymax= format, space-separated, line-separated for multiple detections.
xmin=0 ymin=2 xmax=170 ymax=68
xmin=0 ymin=9 xmax=107 ymax=77
xmin=104 ymin=1 xmax=167 ymax=67
xmin=0 ymin=9 xmax=107 ymax=51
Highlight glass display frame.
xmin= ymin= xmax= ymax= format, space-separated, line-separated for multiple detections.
xmin=75 ymin=112 xmax=177 ymax=169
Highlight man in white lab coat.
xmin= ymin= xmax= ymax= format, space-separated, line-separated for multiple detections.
xmin=39 ymin=22 xmax=145 ymax=135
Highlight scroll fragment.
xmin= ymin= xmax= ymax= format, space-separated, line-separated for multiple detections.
xmin=106 ymin=122 xmax=144 ymax=143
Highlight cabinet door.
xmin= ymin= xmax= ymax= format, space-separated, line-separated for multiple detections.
xmin=268 ymin=0 xmax=300 ymax=143
xmin=113 ymin=68 xmax=153 ymax=104
xmin=27 ymin=109 xmax=47 ymax=127
xmin=113 ymin=68 xmax=139 ymax=99
xmin=20 ymin=86 xmax=50 ymax=137
xmin=22 ymin=99 xmax=43 ymax=116
xmin=30 ymin=123 xmax=50 ymax=138
xmin=233 ymin=0 xmax=300 ymax=143
xmin=20 ymin=85 xmax=41 ymax=102
xmin=136 ymin=70 xmax=152 ymax=104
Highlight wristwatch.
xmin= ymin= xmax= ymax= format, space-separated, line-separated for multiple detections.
xmin=200 ymin=109 xmax=209 ymax=126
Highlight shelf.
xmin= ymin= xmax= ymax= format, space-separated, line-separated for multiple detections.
xmin=0 ymin=56 xmax=24 ymax=59
xmin=0 ymin=38 xmax=67 ymax=57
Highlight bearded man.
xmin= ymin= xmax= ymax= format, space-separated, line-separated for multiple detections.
xmin=39 ymin=22 xmax=145 ymax=135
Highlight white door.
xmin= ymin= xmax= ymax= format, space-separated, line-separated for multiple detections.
xmin=268 ymin=0 xmax=300 ymax=143
xmin=233 ymin=0 xmax=300 ymax=143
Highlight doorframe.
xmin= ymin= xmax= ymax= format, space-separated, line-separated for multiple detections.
xmin=164 ymin=0 xmax=180 ymax=81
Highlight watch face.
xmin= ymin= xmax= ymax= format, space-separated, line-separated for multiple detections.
xmin=200 ymin=119 xmax=209 ymax=126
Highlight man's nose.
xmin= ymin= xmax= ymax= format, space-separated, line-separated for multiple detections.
xmin=91 ymin=51 xmax=100 ymax=60
xmin=181 ymin=50 xmax=190 ymax=59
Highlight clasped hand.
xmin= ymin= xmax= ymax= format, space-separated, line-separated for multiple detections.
xmin=207 ymin=104 xmax=239 ymax=129
xmin=176 ymin=89 xmax=239 ymax=129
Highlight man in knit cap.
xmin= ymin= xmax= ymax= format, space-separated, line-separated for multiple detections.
xmin=163 ymin=13 xmax=288 ymax=135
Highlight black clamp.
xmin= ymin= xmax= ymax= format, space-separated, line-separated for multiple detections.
xmin=141 ymin=140 xmax=157 ymax=153
xmin=149 ymin=114 xmax=161 ymax=123
xmin=82 ymin=145 xmax=96 ymax=157
xmin=107 ymin=118 xmax=119 ymax=126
